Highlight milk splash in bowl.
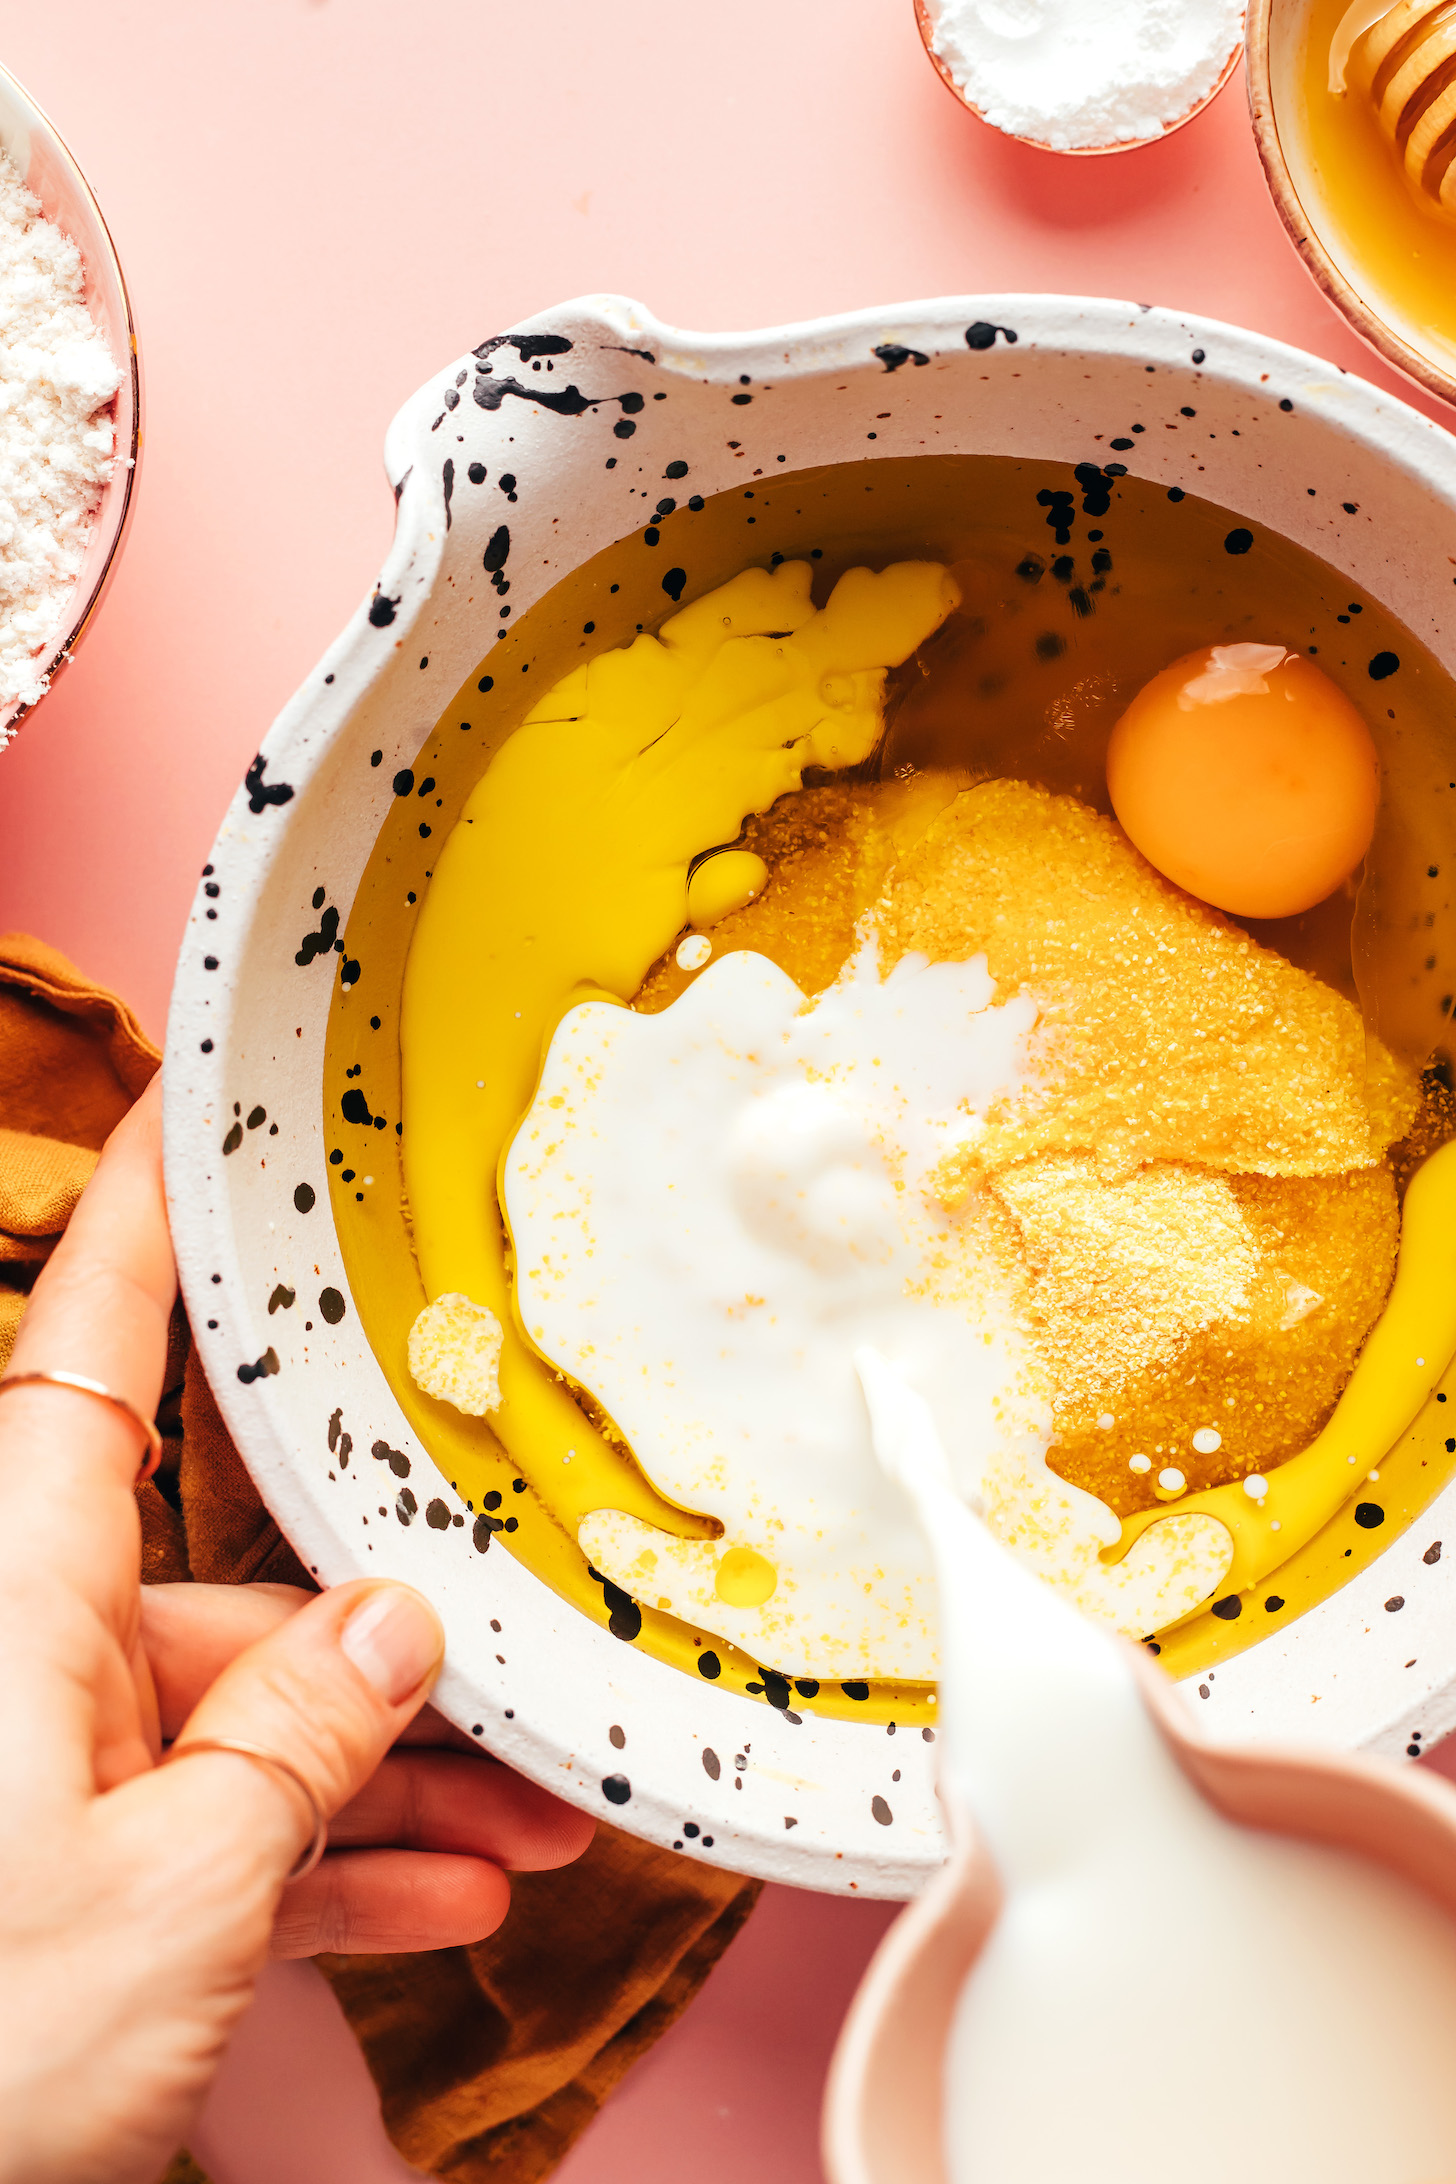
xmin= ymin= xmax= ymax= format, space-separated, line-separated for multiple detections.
xmin=502 ymin=927 xmax=1233 ymax=1680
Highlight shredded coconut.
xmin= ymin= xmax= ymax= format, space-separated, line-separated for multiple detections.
xmin=0 ymin=147 xmax=122 ymax=720
xmin=923 ymin=0 xmax=1246 ymax=153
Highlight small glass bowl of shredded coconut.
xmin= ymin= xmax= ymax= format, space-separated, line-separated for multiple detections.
xmin=0 ymin=61 xmax=139 ymax=745
xmin=915 ymin=0 xmax=1246 ymax=155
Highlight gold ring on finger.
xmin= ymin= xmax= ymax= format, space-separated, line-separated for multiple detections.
xmin=0 ymin=1370 xmax=164 ymax=1481
xmin=161 ymin=1736 xmax=329 ymax=1883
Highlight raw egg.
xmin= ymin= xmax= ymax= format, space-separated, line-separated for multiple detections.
xmin=1106 ymin=642 xmax=1379 ymax=919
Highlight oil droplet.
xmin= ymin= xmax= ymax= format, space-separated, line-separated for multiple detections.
xmin=686 ymin=848 xmax=768 ymax=927
xmin=715 ymin=1545 xmax=778 ymax=1606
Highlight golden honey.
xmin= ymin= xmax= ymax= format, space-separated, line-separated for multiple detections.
xmin=1297 ymin=0 xmax=1456 ymax=372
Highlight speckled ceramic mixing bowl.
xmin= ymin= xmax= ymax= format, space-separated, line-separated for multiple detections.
xmin=163 ymin=294 xmax=1456 ymax=1897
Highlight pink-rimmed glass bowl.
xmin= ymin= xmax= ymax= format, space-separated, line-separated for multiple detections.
xmin=912 ymin=0 xmax=1243 ymax=155
xmin=0 ymin=59 xmax=141 ymax=748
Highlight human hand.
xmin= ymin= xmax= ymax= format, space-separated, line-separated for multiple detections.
xmin=137 ymin=1578 xmax=592 ymax=1957
xmin=0 ymin=1079 xmax=593 ymax=2184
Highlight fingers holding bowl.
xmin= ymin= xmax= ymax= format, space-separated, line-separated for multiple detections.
xmin=104 ymin=1580 xmax=447 ymax=1948
xmin=143 ymin=1581 xmax=498 ymax=1754
xmin=139 ymin=1581 xmax=312 ymax=1729
xmin=274 ymin=1744 xmax=597 ymax=1955
xmin=0 ymin=1078 xmax=175 ymax=1595
xmin=327 ymin=1746 xmax=597 ymax=1870
xmin=269 ymin=1847 xmax=514 ymax=1958
xmin=21 ymin=1107 xmax=591 ymax=1954
xmin=138 ymin=1577 xmax=594 ymax=1952
xmin=172 ymin=1578 xmax=445 ymax=1814
xmin=4 ymin=1077 xmax=175 ymax=1447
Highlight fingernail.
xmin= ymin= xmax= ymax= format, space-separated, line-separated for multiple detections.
xmin=340 ymin=1586 xmax=443 ymax=1705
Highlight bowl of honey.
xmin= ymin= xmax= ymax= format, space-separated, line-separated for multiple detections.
xmin=1249 ymin=0 xmax=1456 ymax=407
xmin=164 ymin=293 xmax=1456 ymax=1894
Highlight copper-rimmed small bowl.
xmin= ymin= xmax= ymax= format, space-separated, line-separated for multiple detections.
xmin=1247 ymin=0 xmax=1456 ymax=408
xmin=0 ymin=61 xmax=142 ymax=749
xmin=913 ymin=0 xmax=1244 ymax=155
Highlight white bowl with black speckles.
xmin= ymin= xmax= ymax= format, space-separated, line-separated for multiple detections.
xmin=164 ymin=294 xmax=1456 ymax=1897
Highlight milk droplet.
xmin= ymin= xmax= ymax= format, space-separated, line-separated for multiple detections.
xmin=1192 ymin=1427 xmax=1222 ymax=1455
xmin=1129 ymin=1453 xmax=1152 ymax=1474
xmin=676 ymin=933 xmax=713 ymax=970
xmin=1279 ymin=1279 xmax=1324 ymax=1330
xmin=1158 ymin=1467 xmax=1186 ymax=1495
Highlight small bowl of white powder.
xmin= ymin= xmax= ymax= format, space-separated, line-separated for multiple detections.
xmin=0 ymin=60 xmax=140 ymax=746
xmin=915 ymin=0 xmax=1246 ymax=156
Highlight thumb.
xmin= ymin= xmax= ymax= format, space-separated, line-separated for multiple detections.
xmin=116 ymin=1580 xmax=445 ymax=1898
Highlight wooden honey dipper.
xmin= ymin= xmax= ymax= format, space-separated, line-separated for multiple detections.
xmin=1331 ymin=0 xmax=1456 ymax=210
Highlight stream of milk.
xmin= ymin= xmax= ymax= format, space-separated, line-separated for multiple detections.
xmin=856 ymin=1348 xmax=1456 ymax=2184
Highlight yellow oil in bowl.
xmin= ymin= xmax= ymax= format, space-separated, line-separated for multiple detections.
xmin=324 ymin=453 xmax=1456 ymax=1721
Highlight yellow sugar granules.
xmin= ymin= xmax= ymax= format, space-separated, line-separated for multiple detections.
xmin=878 ymin=778 xmax=1418 ymax=1189
xmin=1029 ymin=1166 xmax=1400 ymax=1513
xmin=989 ymin=1155 xmax=1260 ymax=1395
xmin=876 ymin=779 xmax=1417 ymax=1501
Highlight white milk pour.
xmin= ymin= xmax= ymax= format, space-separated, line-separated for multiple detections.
xmin=856 ymin=1347 xmax=1456 ymax=2184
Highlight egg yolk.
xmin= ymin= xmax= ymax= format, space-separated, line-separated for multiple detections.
xmin=1105 ymin=642 xmax=1380 ymax=919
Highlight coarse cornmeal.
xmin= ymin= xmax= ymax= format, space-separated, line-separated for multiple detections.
xmin=886 ymin=779 xmax=1417 ymax=1186
xmin=644 ymin=775 xmax=1413 ymax=1524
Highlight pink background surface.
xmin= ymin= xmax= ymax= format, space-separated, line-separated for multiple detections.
xmin=5 ymin=3 xmax=1456 ymax=2178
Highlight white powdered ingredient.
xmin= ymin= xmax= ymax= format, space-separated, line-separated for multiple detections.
xmin=0 ymin=147 xmax=122 ymax=718
xmin=924 ymin=0 xmax=1246 ymax=153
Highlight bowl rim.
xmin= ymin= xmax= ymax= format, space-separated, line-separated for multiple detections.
xmin=163 ymin=289 xmax=1456 ymax=1893
xmin=1245 ymin=0 xmax=1456 ymax=411
xmin=0 ymin=57 xmax=143 ymax=745
xmin=912 ymin=0 xmax=1244 ymax=156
